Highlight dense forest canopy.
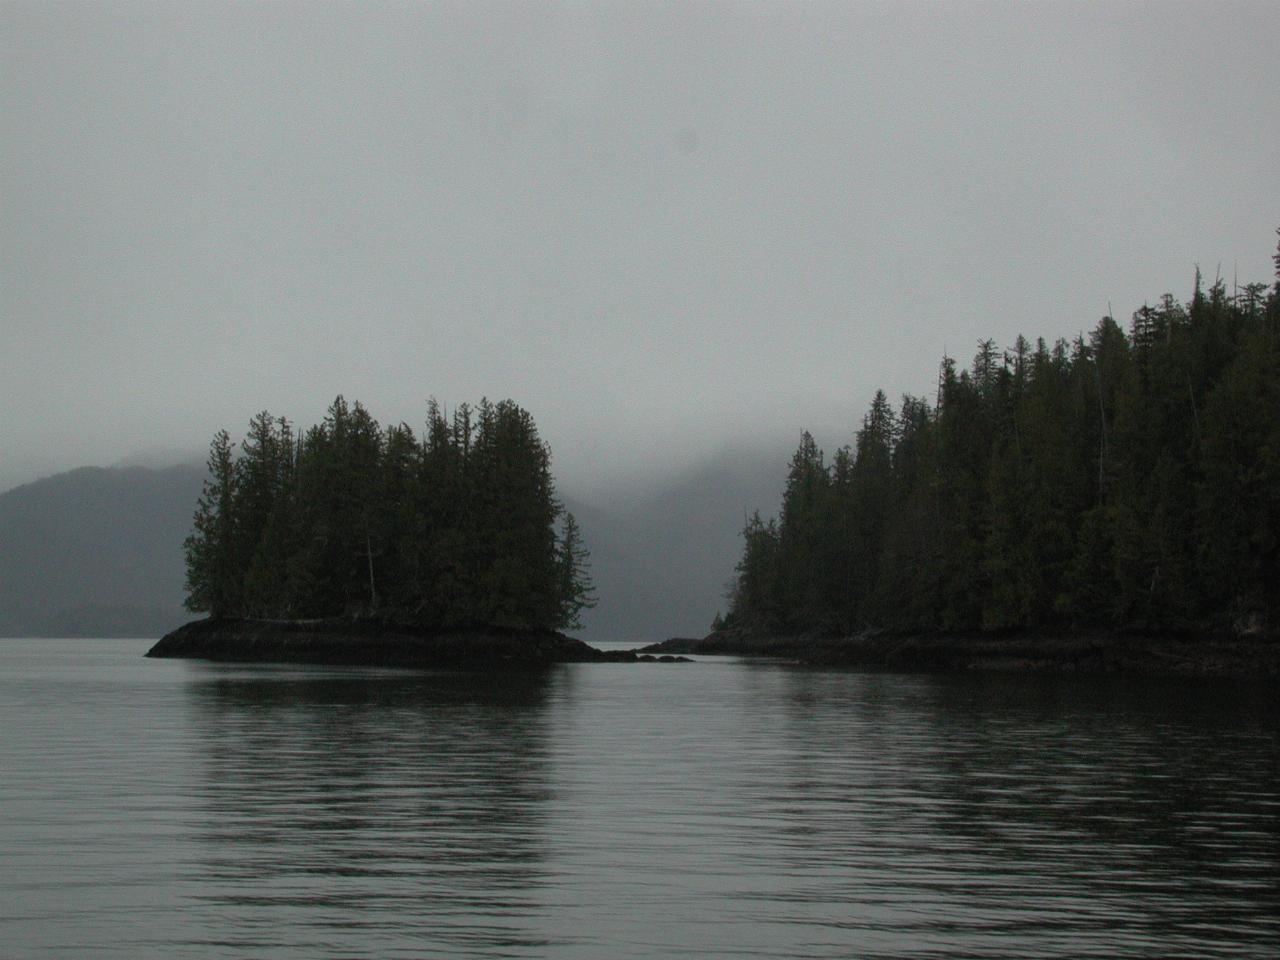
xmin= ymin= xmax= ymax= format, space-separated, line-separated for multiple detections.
xmin=184 ymin=397 xmax=594 ymax=631
xmin=723 ymin=235 xmax=1280 ymax=637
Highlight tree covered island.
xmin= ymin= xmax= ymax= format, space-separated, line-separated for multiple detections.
xmin=147 ymin=397 xmax=632 ymax=667
xmin=673 ymin=238 xmax=1280 ymax=676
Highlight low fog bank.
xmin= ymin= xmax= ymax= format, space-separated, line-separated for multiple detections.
xmin=563 ymin=444 xmax=791 ymax=642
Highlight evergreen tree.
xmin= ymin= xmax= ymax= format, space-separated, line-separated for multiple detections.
xmin=776 ymin=432 xmax=830 ymax=630
xmin=182 ymin=397 xmax=592 ymax=633
xmin=847 ymin=390 xmax=895 ymax=626
xmin=875 ymin=394 xmax=938 ymax=627
xmin=184 ymin=430 xmax=238 ymax=616
xmin=729 ymin=511 xmax=782 ymax=629
xmin=556 ymin=512 xmax=596 ymax=629
xmin=376 ymin=422 xmax=421 ymax=614
xmin=1195 ymin=253 xmax=1280 ymax=631
xmin=237 ymin=412 xmax=293 ymax=617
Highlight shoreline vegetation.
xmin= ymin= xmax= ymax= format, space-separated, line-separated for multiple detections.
xmin=157 ymin=238 xmax=1278 ymax=677
xmin=715 ymin=236 xmax=1280 ymax=659
xmin=182 ymin=397 xmax=595 ymax=634
xmin=160 ymin=397 xmax=653 ymax=668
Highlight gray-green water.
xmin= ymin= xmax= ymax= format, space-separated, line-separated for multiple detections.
xmin=1 ymin=638 xmax=1276 ymax=958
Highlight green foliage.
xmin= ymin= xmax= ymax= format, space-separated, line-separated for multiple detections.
xmin=556 ymin=512 xmax=596 ymax=630
xmin=183 ymin=430 xmax=237 ymax=616
xmin=182 ymin=397 xmax=593 ymax=632
xmin=727 ymin=237 xmax=1280 ymax=636
xmin=729 ymin=511 xmax=782 ymax=630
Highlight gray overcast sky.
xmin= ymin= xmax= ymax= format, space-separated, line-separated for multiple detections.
xmin=3 ymin=0 xmax=1278 ymax=498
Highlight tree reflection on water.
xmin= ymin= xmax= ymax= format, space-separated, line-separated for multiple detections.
xmin=185 ymin=668 xmax=563 ymax=956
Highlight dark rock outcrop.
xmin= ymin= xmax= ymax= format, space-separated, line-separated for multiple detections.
xmin=640 ymin=627 xmax=1280 ymax=679
xmin=147 ymin=617 xmax=643 ymax=668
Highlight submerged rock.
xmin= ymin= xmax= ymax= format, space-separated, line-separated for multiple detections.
xmin=146 ymin=617 xmax=642 ymax=669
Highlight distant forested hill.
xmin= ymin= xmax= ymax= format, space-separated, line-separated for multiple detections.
xmin=0 ymin=465 xmax=204 ymax=636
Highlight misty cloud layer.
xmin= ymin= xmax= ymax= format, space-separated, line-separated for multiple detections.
xmin=4 ymin=1 xmax=1277 ymax=496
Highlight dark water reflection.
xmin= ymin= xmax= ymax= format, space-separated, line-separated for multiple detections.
xmin=1 ymin=640 xmax=1276 ymax=958
xmin=187 ymin=672 xmax=559 ymax=956
xmin=756 ymin=672 xmax=1279 ymax=958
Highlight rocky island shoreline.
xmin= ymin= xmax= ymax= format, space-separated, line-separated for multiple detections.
xmin=639 ymin=627 xmax=1280 ymax=679
xmin=147 ymin=617 xmax=688 ymax=668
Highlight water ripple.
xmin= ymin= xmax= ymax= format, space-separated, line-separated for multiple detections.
xmin=1 ymin=640 xmax=1276 ymax=958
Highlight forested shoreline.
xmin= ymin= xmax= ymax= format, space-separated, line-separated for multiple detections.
xmin=723 ymin=236 xmax=1280 ymax=640
xmin=183 ymin=397 xmax=594 ymax=632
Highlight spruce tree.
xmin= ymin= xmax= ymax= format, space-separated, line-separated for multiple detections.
xmin=184 ymin=430 xmax=238 ymax=616
xmin=556 ymin=512 xmax=596 ymax=630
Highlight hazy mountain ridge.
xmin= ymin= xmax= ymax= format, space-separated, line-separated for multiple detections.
xmin=0 ymin=465 xmax=205 ymax=637
xmin=0 ymin=449 xmax=786 ymax=641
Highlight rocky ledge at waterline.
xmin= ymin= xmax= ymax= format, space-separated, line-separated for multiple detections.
xmin=640 ymin=627 xmax=1280 ymax=679
xmin=147 ymin=617 xmax=689 ymax=668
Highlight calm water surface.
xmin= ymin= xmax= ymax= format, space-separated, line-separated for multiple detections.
xmin=1 ymin=638 xmax=1276 ymax=958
